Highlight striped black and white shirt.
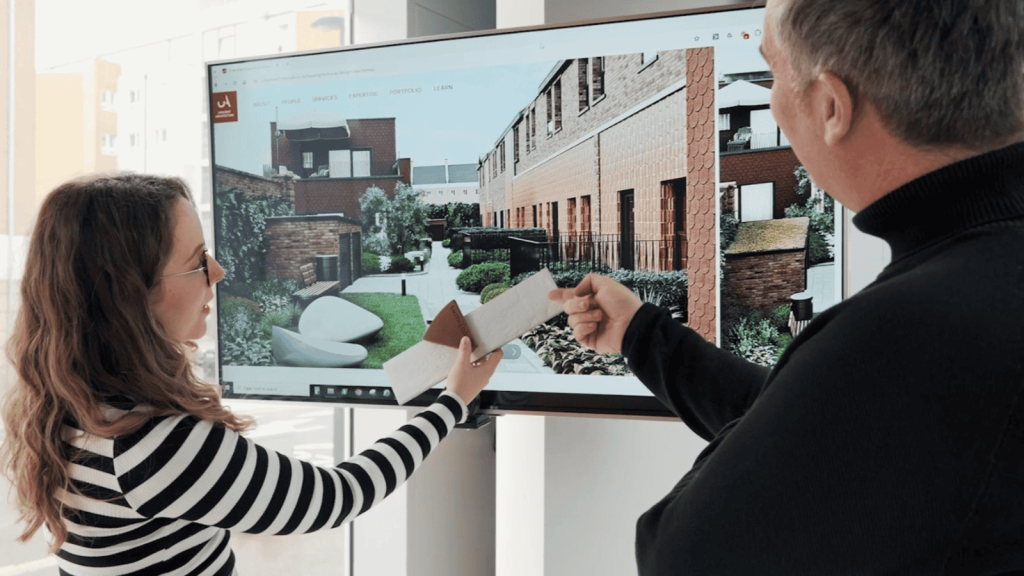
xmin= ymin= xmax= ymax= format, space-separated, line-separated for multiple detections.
xmin=57 ymin=392 xmax=467 ymax=576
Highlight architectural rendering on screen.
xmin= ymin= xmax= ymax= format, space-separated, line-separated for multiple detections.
xmin=212 ymin=47 xmax=718 ymax=384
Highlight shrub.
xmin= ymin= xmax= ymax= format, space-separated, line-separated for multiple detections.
xmin=521 ymin=322 xmax=630 ymax=376
xmin=259 ymin=308 xmax=293 ymax=340
xmin=251 ymin=276 xmax=303 ymax=314
xmin=447 ymin=251 xmax=463 ymax=268
xmin=462 ymin=248 xmax=509 ymax=267
xmin=456 ymin=262 xmax=511 ymax=293
xmin=480 ymin=282 xmax=510 ymax=304
xmin=807 ymin=231 xmax=832 ymax=264
xmin=219 ymin=296 xmax=272 ymax=366
xmin=729 ymin=316 xmax=780 ymax=368
xmin=226 ymin=281 xmax=254 ymax=300
xmin=768 ymin=304 xmax=791 ymax=332
xmin=609 ymin=269 xmax=688 ymax=312
xmin=388 ymin=256 xmax=415 ymax=273
xmin=442 ymin=238 xmax=451 ymax=248
xmin=362 ymin=252 xmax=382 ymax=274
xmin=720 ymin=211 xmax=740 ymax=251
xmin=362 ymin=233 xmax=390 ymax=257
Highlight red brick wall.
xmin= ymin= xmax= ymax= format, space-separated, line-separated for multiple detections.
xmin=685 ymin=47 xmax=717 ymax=344
xmin=293 ymin=176 xmax=411 ymax=217
xmin=270 ymin=122 xmax=300 ymax=174
xmin=724 ymin=250 xmax=806 ymax=311
xmin=213 ymin=165 xmax=294 ymax=205
xmin=720 ymin=147 xmax=802 ymax=219
xmin=598 ymin=89 xmax=688 ymax=247
xmin=513 ymin=137 xmax=600 ymax=238
xmin=348 ymin=118 xmax=398 ymax=176
xmin=479 ymin=131 xmax=515 ymax=221
xmin=264 ymin=215 xmax=362 ymax=281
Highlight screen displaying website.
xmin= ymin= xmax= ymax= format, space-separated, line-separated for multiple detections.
xmin=210 ymin=5 xmax=843 ymax=407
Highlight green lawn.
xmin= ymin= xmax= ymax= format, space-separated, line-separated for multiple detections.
xmin=340 ymin=292 xmax=426 ymax=369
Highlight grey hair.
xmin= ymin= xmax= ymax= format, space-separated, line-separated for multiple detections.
xmin=773 ymin=0 xmax=1024 ymax=148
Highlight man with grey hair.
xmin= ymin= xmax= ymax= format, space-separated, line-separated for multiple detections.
xmin=550 ymin=0 xmax=1024 ymax=573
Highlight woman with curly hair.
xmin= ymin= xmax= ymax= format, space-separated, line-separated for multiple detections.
xmin=1 ymin=173 xmax=502 ymax=575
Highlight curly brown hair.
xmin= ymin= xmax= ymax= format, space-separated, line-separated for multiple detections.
xmin=1 ymin=173 xmax=252 ymax=550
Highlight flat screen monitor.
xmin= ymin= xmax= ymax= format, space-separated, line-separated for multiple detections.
xmin=207 ymin=0 xmax=844 ymax=419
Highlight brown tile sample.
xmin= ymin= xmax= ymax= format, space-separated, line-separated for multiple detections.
xmin=424 ymin=300 xmax=474 ymax=350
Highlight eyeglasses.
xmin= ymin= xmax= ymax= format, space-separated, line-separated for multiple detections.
xmin=160 ymin=249 xmax=210 ymax=286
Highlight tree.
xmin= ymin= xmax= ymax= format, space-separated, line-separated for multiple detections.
xmin=785 ymin=165 xmax=835 ymax=264
xmin=359 ymin=183 xmax=429 ymax=255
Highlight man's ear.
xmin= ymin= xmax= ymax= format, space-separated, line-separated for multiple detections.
xmin=817 ymin=71 xmax=854 ymax=146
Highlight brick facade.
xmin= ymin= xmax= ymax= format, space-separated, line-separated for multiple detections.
xmin=513 ymin=50 xmax=690 ymax=176
xmin=720 ymin=147 xmax=802 ymax=220
xmin=264 ymin=214 xmax=363 ymax=281
xmin=213 ymin=165 xmax=294 ymax=204
xmin=724 ymin=250 xmax=806 ymax=311
xmin=476 ymin=48 xmax=717 ymax=342
xmin=511 ymin=137 xmax=600 ymax=239
xmin=271 ymin=118 xmax=402 ymax=180
xmin=599 ymin=90 xmax=688 ymax=244
xmin=684 ymin=47 xmax=717 ymax=344
xmin=292 ymin=164 xmax=412 ymax=216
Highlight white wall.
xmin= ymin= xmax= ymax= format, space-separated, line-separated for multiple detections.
xmin=844 ymin=208 xmax=891 ymax=297
xmin=353 ymin=0 xmax=408 ymax=46
xmin=496 ymin=0 xmax=544 ymax=30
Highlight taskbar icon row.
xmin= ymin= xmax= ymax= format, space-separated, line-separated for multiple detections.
xmin=310 ymin=384 xmax=394 ymax=401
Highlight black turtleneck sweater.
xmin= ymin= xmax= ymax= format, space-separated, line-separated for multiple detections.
xmin=624 ymin=142 xmax=1024 ymax=575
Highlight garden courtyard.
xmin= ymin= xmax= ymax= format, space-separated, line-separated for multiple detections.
xmin=342 ymin=240 xmax=553 ymax=376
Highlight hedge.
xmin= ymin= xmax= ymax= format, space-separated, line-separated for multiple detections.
xmin=456 ymin=262 xmax=511 ymax=293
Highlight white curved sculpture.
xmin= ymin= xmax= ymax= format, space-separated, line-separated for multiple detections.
xmin=298 ymin=296 xmax=384 ymax=343
xmin=272 ymin=326 xmax=368 ymax=368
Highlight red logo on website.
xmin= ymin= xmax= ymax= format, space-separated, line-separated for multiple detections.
xmin=212 ymin=91 xmax=238 ymax=123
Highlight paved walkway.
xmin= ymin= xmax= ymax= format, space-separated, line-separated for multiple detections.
xmin=343 ymin=241 xmax=552 ymax=375
xmin=806 ymin=262 xmax=837 ymax=314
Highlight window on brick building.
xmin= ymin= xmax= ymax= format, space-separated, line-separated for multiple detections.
xmin=532 ymin=205 xmax=538 ymax=227
xmin=546 ymin=88 xmax=553 ymax=136
xmin=580 ymin=195 xmax=592 ymax=235
xmin=303 ymin=151 xmax=313 ymax=169
xmin=719 ymin=113 xmax=731 ymax=130
xmin=530 ymin=105 xmax=537 ymax=148
xmin=592 ymin=57 xmax=605 ymax=100
xmin=739 ymin=182 xmax=774 ymax=222
xmin=568 ymin=197 xmax=577 ymax=234
xmin=524 ymin=112 xmax=530 ymax=153
xmin=578 ymin=58 xmax=589 ymax=110
xmin=500 ymin=141 xmax=506 ymax=173
xmin=513 ymin=126 xmax=520 ymax=162
xmin=353 ymin=150 xmax=371 ymax=177
xmin=554 ymin=79 xmax=562 ymax=132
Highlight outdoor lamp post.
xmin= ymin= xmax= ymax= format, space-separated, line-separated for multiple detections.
xmin=789 ymin=291 xmax=814 ymax=337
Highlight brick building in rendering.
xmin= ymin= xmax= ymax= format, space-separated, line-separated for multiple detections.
xmin=718 ymin=78 xmax=802 ymax=222
xmin=477 ymin=47 xmax=718 ymax=343
xmin=269 ymin=116 xmax=412 ymax=216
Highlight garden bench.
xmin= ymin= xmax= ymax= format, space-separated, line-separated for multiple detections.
xmin=292 ymin=263 xmax=340 ymax=306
